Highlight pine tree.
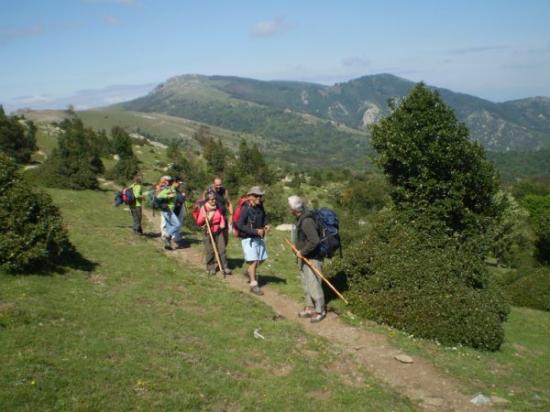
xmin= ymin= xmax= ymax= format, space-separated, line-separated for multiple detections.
xmin=0 ymin=107 xmax=38 ymax=163
xmin=204 ymin=138 xmax=228 ymax=176
xmin=39 ymin=118 xmax=102 ymax=189
xmin=108 ymin=126 xmax=139 ymax=184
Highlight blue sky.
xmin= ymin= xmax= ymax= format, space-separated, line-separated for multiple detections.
xmin=1 ymin=0 xmax=550 ymax=111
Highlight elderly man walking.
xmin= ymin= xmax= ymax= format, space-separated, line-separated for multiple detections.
xmin=288 ymin=195 xmax=326 ymax=322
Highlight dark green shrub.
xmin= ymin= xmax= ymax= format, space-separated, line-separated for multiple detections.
xmin=505 ymin=267 xmax=550 ymax=312
xmin=0 ymin=107 xmax=37 ymax=164
xmin=332 ymin=211 xmax=509 ymax=350
xmin=335 ymin=173 xmax=390 ymax=215
xmin=370 ymin=83 xmax=503 ymax=235
xmin=338 ymin=85 xmax=509 ymax=350
xmin=522 ymin=195 xmax=550 ymax=263
xmin=0 ymin=154 xmax=73 ymax=273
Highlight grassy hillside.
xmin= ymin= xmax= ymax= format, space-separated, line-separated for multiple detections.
xmin=0 ymin=188 xmax=418 ymax=410
xmin=122 ymin=73 xmax=550 ymax=152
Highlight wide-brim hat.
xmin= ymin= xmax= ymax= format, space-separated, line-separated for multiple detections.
xmin=247 ymin=186 xmax=265 ymax=196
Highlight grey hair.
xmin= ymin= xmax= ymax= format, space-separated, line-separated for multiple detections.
xmin=288 ymin=195 xmax=304 ymax=212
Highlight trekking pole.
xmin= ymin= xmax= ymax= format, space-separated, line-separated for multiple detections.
xmin=203 ymin=207 xmax=225 ymax=278
xmin=285 ymin=238 xmax=348 ymax=304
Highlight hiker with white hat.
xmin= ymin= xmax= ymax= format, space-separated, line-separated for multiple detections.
xmin=236 ymin=186 xmax=270 ymax=295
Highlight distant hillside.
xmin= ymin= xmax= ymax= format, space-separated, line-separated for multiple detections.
xmin=120 ymin=75 xmax=371 ymax=167
xmin=122 ymin=74 xmax=550 ymax=152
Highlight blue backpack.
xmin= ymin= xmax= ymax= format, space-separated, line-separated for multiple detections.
xmin=314 ymin=208 xmax=342 ymax=258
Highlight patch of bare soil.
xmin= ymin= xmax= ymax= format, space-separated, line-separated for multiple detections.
xmin=141 ymin=208 xmax=493 ymax=412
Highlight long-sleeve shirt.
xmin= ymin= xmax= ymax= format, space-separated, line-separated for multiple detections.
xmin=296 ymin=209 xmax=321 ymax=259
xmin=237 ymin=202 xmax=269 ymax=238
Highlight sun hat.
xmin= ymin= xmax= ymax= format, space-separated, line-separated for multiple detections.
xmin=247 ymin=186 xmax=265 ymax=196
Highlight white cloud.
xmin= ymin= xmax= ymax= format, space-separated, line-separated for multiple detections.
xmin=252 ymin=17 xmax=291 ymax=38
xmin=102 ymin=15 xmax=123 ymax=26
xmin=447 ymin=45 xmax=511 ymax=55
xmin=0 ymin=24 xmax=45 ymax=45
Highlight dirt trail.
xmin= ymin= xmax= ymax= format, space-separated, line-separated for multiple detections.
xmin=142 ymin=208 xmax=493 ymax=412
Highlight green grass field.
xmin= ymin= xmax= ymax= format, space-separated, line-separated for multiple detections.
xmin=0 ymin=188 xmax=415 ymax=411
xmin=9 ymin=123 xmax=550 ymax=410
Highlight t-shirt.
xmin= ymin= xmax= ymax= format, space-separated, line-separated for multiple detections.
xmin=131 ymin=184 xmax=143 ymax=207
xmin=157 ymin=187 xmax=176 ymax=210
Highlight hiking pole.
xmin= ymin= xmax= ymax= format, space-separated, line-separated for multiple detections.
xmin=285 ymin=238 xmax=348 ymax=304
xmin=203 ymin=207 xmax=225 ymax=278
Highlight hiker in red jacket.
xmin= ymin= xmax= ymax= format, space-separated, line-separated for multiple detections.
xmin=196 ymin=190 xmax=230 ymax=276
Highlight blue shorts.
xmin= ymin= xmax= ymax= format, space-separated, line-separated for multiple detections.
xmin=241 ymin=238 xmax=268 ymax=262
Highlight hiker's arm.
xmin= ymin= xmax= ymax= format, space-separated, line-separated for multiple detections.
xmin=300 ymin=217 xmax=320 ymax=256
xmin=195 ymin=207 xmax=206 ymax=226
xmin=225 ymin=190 xmax=233 ymax=215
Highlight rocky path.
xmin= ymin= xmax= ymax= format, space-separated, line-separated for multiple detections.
xmin=141 ymin=207 xmax=494 ymax=412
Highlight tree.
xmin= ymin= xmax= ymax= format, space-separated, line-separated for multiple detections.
xmin=0 ymin=154 xmax=73 ymax=273
xmin=371 ymin=83 xmax=503 ymax=236
xmin=108 ymin=126 xmax=139 ymax=184
xmin=203 ymin=138 xmax=228 ymax=176
xmin=234 ymin=139 xmax=273 ymax=186
xmin=335 ymin=84 xmax=509 ymax=350
xmin=39 ymin=118 xmax=102 ymax=189
xmin=0 ymin=107 xmax=37 ymax=163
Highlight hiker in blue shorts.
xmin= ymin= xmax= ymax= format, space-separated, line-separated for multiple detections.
xmin=237 ymin=186 xmax=270 ymax=295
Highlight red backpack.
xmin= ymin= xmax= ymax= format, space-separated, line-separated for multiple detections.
xmin=231 ymin=196 xmax=248 ymax=237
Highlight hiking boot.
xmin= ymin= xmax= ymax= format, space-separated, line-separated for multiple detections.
xmin=310 ymin=311 xmax=326 ymax=323
xmin=250 ymin=285 xmax=264 ymax=296
xmin=224 ymin=269 xmax=232 ymax=276
xmin=298 ymin=307 xmax=315 ymax=318
xmin=163 ymin=237 xmax=172 ymax=250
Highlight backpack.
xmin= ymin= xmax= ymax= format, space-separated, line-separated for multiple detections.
xmin=231 ymin=196 xmax=248 ymax=237
xmin=114 ymin=186 xmax=135 ymax=207
xmin=313 ymin=208 xmax=341 ymax=258
xmin=145 ymin=188 xmax=168 ymax=215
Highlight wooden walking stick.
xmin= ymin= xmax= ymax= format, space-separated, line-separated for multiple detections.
xmin=285 ymin=238 xmax=348 ymax=304
xmin=203 ymin=207 xmax=225 ymax=278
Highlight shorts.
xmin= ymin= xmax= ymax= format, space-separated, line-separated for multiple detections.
xmin=241 ymin=237 xmax=268 ymax=262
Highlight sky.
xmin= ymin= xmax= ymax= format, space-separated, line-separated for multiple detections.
xmin=1 ymin=0 xmax=550 ymax=112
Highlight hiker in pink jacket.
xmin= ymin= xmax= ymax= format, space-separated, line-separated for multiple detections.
xmin=196 ymin=190 xmax=230 ymax=276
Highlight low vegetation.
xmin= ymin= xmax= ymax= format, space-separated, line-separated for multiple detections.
xmin=0 ymin=154 xmax=73 ymax=273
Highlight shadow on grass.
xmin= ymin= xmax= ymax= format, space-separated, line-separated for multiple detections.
xmin=259 ymin=274 xmax=287 ymax=286
xmin=322 ymin=271 xmax=349 ymax=304
xmin=12 ymin=249 xmax=99 ymax=276
xmin=227 ymin=257 xmax=245 ymax=270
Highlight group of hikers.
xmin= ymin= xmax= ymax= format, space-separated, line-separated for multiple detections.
xmin=122 ymin=175 xmax=328 ymax=323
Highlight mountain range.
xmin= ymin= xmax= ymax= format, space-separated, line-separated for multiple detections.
xmin=121 ymin=73 xmax=550 ymax=155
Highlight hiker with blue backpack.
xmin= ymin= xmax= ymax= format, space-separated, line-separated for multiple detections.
xmin=288 ymin=195 xmax=341 ymax=323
